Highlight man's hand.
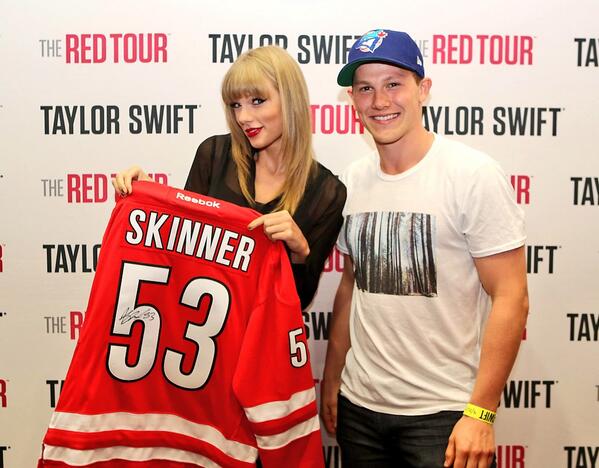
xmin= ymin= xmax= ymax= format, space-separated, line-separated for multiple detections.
xmin=320 ymin=378 xmax=341 ymax=435
xmin=444 ymin=416 xmax=495 ymax=468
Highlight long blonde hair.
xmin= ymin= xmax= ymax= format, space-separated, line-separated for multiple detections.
xmin=221 ymin=46 xmax=315 ymax=215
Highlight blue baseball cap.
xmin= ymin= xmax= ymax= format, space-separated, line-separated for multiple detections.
xmin=337 ymin=29 xmax=425 ymax=86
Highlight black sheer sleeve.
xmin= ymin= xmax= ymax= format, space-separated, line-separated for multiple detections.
xmin=185 ymin=134 xmax=247 ymax=205
xmin=291 ymin=164 xmax=347 ymax=310
xmin=184 ymin=135 xmax=218 ymax=194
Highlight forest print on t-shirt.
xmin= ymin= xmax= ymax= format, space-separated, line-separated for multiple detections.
xmin=344 ymin=211 xmax=437 ymax=297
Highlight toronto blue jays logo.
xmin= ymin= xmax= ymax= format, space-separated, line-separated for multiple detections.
xmin=356 ymin=29 xmax=388 ymax=53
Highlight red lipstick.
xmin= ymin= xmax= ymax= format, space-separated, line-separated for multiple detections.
xmin=245 ymin=128 xmax=262 ymax=137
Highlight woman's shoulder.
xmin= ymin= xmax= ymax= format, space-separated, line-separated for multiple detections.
xmin=192 ymin=133 xmax=234 ymax=170
xmin=307 ymin=161 xmax=347 ymax=205
xmin=312 ymin=161 xmax=343 ymax=185
xmin=196 ymin=133 xmax=232 ymax=153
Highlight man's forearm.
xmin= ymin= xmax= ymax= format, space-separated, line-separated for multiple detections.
xmin=323 ymin=255 xmax=354 ymax=382
xmin=469 ymin=294 xmax=529 ymax=411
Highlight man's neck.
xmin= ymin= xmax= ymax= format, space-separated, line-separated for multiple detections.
xmin=376 ymin=128 xmax=434 ymax=175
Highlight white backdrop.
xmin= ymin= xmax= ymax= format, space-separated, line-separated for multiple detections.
xmin=1 ymin=1 xmax=598 ymax=467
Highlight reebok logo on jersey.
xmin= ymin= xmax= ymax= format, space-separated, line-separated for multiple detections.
xmin=176 ymin=192 xmax=221 ymax=208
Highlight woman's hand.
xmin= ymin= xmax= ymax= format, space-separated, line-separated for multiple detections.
xmin=111 ymin=166 xmax=153 ymax=195
xmin=248 ymin=210 xmax=310 ymax=263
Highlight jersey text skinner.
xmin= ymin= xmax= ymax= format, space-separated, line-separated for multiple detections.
xmin=125 ymin=206 xmax=256 ymax=272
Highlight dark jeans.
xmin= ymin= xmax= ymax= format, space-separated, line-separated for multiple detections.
xmin=336 ymin=395 xmax=496 ymax=468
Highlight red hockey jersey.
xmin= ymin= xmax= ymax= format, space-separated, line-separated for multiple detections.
xmin=39 ymin=181 xmax=323 ymax=468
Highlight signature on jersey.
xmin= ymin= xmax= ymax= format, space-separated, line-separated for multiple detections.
xmin=119 ymin=306 xmax=156 ymax=325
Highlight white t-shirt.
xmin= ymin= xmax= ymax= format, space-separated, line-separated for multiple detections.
xmin=337 ymin=133 xmax=526 ymax=415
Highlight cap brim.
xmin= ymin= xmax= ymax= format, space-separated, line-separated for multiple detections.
xmin=337 ymin=58 xmax=422 ymax=86
xmin=337 ymin=61 xmax=365 ymax=86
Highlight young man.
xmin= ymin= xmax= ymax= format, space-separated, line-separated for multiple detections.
xmin=321 ymin=29 xmax=529 ymax=468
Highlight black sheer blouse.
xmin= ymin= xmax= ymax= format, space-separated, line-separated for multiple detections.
xmin=184 ymin=134 xmax=346 ymax=310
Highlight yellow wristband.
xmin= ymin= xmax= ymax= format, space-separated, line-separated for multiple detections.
xmin=463 ymin=403 xmax=496 ymax=425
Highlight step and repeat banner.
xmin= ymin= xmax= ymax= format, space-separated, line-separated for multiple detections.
xmin=1 ymin=1 xmax=598 ymax=467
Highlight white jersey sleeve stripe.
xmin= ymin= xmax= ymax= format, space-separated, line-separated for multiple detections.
xmin=244 ymin=387 xmax=316 ymax=423
xmin=49 ymin=412 xmax=257 ymax=463
xmin=255 ymin=414 xmax=320 ymax=450
xmin=43 ymin=445 xmax=222 ymax=467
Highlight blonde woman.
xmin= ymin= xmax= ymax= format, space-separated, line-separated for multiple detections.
xmin=113 ymin=46 xmax=346 ymax=310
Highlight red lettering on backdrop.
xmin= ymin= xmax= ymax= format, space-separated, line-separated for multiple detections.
xmin=150 ymin=173 xmax=168 ymax=185
xmin=67 ymin=173 xmax=171 ymax=203
xmin=124 ymin=33 xmax=137 ymax=63
xmin=154 ymin=33 xmax=168 ymax=62
xmin=80 ymin=34 xmax=92 ymax=63
xmin=65 ymin=34 xmax=79 ymax=63
xmin=109 ymin=33 xmax=123 ymax=61
xmin=67 ymin=174 xmax=108 ymax=203
xmin=323 ymin=247 xmax=344 ymax=273
xmin=65 ymin=33 xmax=167 ymax=63
xmin=0 ymin=379 xmax=6 ymax=407
xmin=93 ymin=34 xmax=107 ymax=62
xmin=520 ymin=36 xmax=533 ymax=64
xmin=70 ymin=311 xmax=84 ymax=341
xmin=432 ymin=35 xmax=533 ymax=65
xmin=310 ymin=105 xmax=364 ymax=135
xmin=510 ymin=175 xmax=530 ymax=205
xmin=432 ymin=35 xmax=447 ymax=64
xmin=66 ymin=174 xmax=81 ymax=202
xmin=497 ymin=445 xmax=525 ymax=468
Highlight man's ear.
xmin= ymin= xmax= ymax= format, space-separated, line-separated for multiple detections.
xmin=419 ymin=77 xmax=432 ymax=103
